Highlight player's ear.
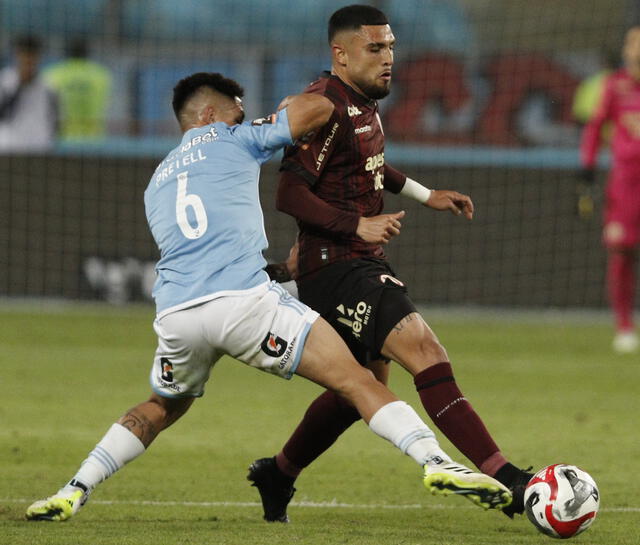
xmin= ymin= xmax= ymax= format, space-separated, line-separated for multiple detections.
xmin=199 ymin=105 xmax=215 ymax=125
xmin=332 ymin=43 xmax=347 ymax=67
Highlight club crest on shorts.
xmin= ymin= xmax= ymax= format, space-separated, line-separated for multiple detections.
xmin=261 ymin=332 xmax=288 ymax=357
xmin=160 ymin=357 xmax=174 ymax=383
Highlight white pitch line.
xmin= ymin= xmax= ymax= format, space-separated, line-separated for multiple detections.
xmin=3 ymin=498 xmax=638 ymax=513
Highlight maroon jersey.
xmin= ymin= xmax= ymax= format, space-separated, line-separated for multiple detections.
xmin=277 ymin=72 xmax=406 ymax=278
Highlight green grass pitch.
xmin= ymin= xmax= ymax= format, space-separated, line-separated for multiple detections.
xmin=0 ymin=303 xmax=638 ymax=544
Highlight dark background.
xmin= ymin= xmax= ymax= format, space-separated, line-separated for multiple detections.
xmin=1 ymin=155 xmax=609 ymax=307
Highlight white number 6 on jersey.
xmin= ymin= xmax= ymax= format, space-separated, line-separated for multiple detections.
xmin=176 ymin=171 xmax=208 ymax=239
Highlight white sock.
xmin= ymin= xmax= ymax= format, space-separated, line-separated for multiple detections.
xmin=368 ymin=401 xmax=452 ymax=466
xmin=62 ymin=423 xmax=145 ymax=493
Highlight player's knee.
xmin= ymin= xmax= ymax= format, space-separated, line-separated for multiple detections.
xmin=337 ymin=365 xmax=378 ymax=401
xmin=393 ymin=320 xmax=447 ymax=362
xmin=357 ymin=367 xmax=389 ymax=400
xmin=367 ymin=359 xmax=390 ymax=384
xmin=413 ymin=333 xmax=448 ymax=364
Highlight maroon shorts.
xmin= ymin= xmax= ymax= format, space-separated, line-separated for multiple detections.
xmin=298 ymin=258 xmax=416 ymax=365
xmin=603 ymin=169 xmax=640 ymax=248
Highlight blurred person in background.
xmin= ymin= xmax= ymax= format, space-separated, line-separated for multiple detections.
xmin=579 ymin=26 xmax=640 ymax=354
xmin=573 ymin=50 xmax=617 ymax=220
xmin=249 ymin=4 xmax=533 ymax=524
xmin=0 ymin=35 xmax=58 ymax=153
xmin=44 ymin=38 xmax=112 ymax=141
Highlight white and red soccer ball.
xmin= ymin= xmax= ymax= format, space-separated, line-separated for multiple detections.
xmin=524 ymin=464 xmax=600 ymax=539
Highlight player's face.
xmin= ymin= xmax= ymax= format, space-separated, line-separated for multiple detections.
xmin=337 ymin=25 xmax=395 ymax=99
xmin=623 ymin=28 xmax=640 ymax=69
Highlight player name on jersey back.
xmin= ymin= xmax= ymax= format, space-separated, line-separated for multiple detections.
xmin=153 ymin=127 xmax=218 ymax=185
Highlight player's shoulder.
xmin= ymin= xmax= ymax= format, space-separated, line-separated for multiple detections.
xmin=304 ymin=72 xmax=331 ymax=96
xmin=304 ymin=72 xmax=350 ymax=110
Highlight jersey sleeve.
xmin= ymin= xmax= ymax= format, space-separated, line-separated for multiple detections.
xmin=232 ymin=108 xmax=293 ymax=164
xmin=580 ymin=75 xmax=614 ymax=168
xmin=276 ymin=169 xmax=360 ymax=235
xmin=384 ymin=163 xmax=407 ymax=194
xmin=280 ymin=108 xmax=343 ymax=185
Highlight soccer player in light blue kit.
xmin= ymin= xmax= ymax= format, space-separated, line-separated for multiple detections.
xmin=26 ymin=72 xmax=510 ymax=522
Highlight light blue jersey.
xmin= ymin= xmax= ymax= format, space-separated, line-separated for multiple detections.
xmin=145 ymin=109 xmax=292 ymax=317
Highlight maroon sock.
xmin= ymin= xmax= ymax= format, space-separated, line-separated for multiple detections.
xmin=414 ymin=362 xmax=506 ymax=474
xmin=277 ymin=390 xmax=361 ymax=478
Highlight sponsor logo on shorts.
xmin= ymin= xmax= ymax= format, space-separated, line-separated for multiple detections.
xmin=279 ymin=336 xmax=297 ymax=370
xmin=158 ymin=380 xmax=182 ymax=393
xmin=379 ymin=274 xmax=404 ymax=287
xmin=158 ymin=358 xmax=182 ymax=392
xmin=336 ymin=301 xmax=371 ymax=339
xmin=160 ymin=358 xmax=174 ymax=382
xmin=261 ymin=332 xmax=289 ymax=358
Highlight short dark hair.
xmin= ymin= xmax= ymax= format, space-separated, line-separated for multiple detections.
xmin=13 ymin=34 xmax=42 ymax=53
xmin=172 ymin=72 xmax=244 ymax=119
xmin=328 ymin=4 xmax=389 ymax=43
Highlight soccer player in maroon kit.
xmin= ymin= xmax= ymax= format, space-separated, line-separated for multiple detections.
xmin=248 ymin=4 xmax=533 ymax=522
xmin=580 ymin=26 xmax=640 ymax=354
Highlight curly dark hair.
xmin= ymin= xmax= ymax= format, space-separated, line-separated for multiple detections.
xmin=172 ymin=72 xmax=244 ymax=119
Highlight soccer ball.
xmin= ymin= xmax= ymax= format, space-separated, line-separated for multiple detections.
xmin=524 ymin=464 xmax=599 ymax=539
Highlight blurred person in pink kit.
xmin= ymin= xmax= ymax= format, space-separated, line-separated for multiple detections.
xmin=580 ymin=27 xmax=640 ymax=354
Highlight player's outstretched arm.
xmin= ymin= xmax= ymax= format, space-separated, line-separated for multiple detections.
xmin=397 ymin=177 xmax=473 ymax=220
xmin=426 ymin=190 xmax=474 ymax=220
xmin=283 ymin=94 xmax=334 ymax=141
